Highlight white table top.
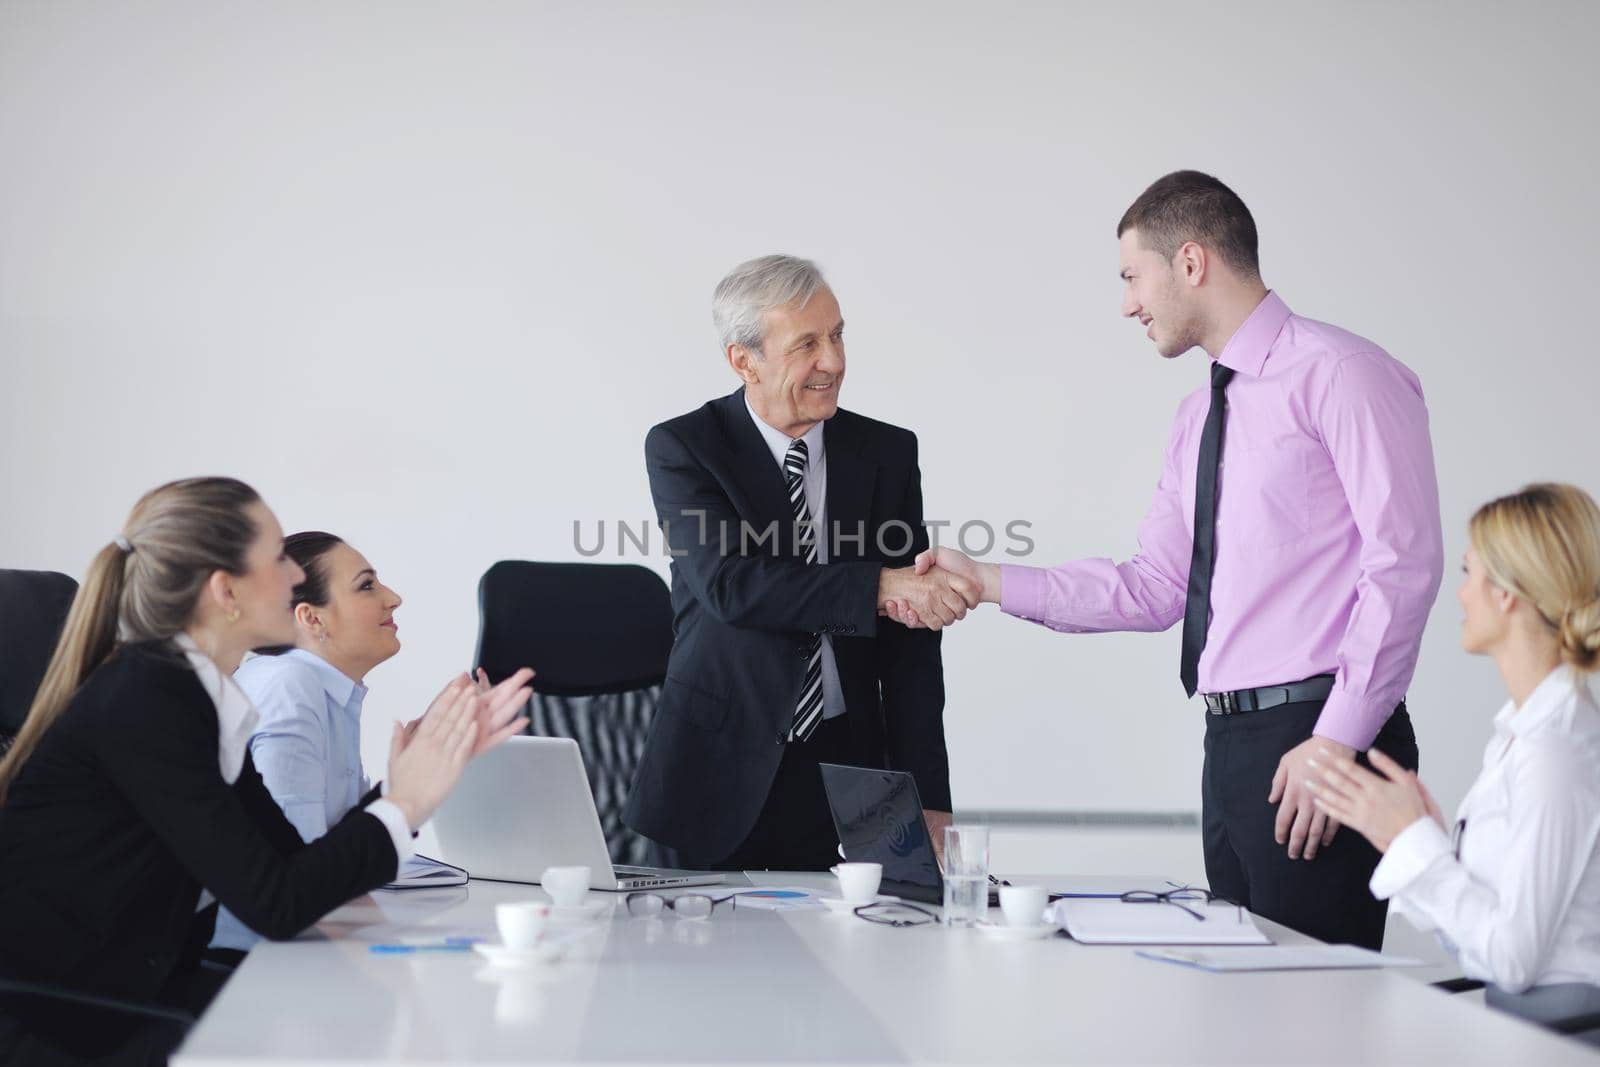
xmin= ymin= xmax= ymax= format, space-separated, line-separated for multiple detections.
xmin=174 ymin=873 xmax=1597 ymax=1065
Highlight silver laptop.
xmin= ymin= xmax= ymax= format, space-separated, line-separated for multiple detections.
xmin=432 ymin=735 xmax=724 ymax=891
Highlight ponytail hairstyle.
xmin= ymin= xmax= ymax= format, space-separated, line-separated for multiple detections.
xmin=0 ymin=477 xmax=262 ymax=803
xmin=255 ymin=531 xmax=345 ymax=656
xmin=1469 ymin=483 xmax=1600 ymax=673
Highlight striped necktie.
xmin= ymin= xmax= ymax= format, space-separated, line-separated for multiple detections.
xmin=785 ymin=439 xmax=824 ymax=742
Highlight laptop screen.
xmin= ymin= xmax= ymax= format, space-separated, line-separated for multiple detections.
xmin=819 ymin=763 xmax=943 ymax=904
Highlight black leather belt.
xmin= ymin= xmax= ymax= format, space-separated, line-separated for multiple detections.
xmin=1203 ymin=674 xmax=1336 ymax=716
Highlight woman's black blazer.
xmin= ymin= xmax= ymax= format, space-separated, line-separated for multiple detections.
xmin=0 ymin=641 xmax=397 ymax=1002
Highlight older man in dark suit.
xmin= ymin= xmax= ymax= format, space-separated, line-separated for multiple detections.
xmin=624 ymin=255 xmax=975 ymax=871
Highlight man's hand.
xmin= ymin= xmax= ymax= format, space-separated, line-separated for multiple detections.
xmin=914 ymin=547 xmax=1001 ymax=600
xmin=924 ymin=809 xmax=953 ymax=870
xmin=1305 ymin=746 xmax=1438 ymax=854
xmin=876 ymin=565 xmax=978 ymax=631
xmin=1269 ymin=735 xmax=1354 ymax=859
xmin=881 ymin=548 xmax=999 ymax=629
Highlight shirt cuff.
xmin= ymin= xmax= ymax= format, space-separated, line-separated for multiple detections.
xmin=1311 ymin=688 xmax=1392 ymax=750
xmin=1369 ymin=816 xmax=1451 ymax=900
xmin=364 ymin=798 xmax=416 ymax=873
xmin=999 ymin=565 xmax=1048 ymax=620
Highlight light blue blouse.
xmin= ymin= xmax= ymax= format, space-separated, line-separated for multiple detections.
xmin=210 ymin=648 xmax=369 ymax=951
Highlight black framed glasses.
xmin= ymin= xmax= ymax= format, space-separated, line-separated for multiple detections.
xmin=853 ymin=901 xmax=938 ymax=927
xmin=625 ymin=892 xmax=737 ymax=920
xmin=1120 ymin=882 xmax=1239 ymax=922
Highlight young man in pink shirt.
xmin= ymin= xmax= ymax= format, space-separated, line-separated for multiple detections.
xmin=888 ymin=171 xmax=1443 ymax=949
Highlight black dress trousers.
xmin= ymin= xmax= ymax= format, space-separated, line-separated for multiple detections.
xmin=1201 ymin=700 xmax=1419 ymax=950
xmin=700 ymin=712 xmax=863 ymax=873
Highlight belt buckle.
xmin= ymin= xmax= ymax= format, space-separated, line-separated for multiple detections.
xmin=1221 ymin=690 xmax=1237 ymax=715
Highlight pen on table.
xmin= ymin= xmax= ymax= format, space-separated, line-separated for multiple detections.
xmin=368 ymin=937 xmax=483 ymax=954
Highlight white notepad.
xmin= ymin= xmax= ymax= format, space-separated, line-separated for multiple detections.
xmin=383 ymin=854 xmax=468 ymax=891
xmin=1052 ymin=898 xmax=1271 ymax=945
xmin=1136 ymin=945 xmax=1424 ymax=972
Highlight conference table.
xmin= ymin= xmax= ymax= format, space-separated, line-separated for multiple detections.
xmin=174 ymin=872 xmax=1596 ymax=1065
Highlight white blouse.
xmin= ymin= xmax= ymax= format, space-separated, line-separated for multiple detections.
xmin=1370 ymin=664 xmax=1600 ymax=992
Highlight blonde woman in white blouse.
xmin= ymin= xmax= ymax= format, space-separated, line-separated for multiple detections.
xmin=1308 ymin=482 xmax=1600 ymax=1027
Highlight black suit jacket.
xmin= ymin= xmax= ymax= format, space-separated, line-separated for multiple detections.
xmin=623 ymin=388 xmax=950 ymax=861
xmin=0 ymin=641 xmax=398 ymax=1003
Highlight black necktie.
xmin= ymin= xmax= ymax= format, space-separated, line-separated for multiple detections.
xmin=784 ymin=440 xmax=825 ymax=742
xmin=1180 ymin=362 xmax=1235 ymax=698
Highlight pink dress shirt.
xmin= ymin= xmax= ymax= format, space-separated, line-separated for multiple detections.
xmin=1000 ymin=292 xmax=1443 ymax=749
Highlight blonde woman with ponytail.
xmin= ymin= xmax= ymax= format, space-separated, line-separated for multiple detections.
xmin=1307 ymin=483 xmax=1600 ymax=1026
xmin=0 ymin=478 xmax=531 ymax=1040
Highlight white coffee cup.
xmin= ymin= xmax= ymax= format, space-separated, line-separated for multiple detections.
xmin=495 ymin=900 xmax=550 ymax=949
xmin=830 ymin=861 xmax=883 ymax=904
xmin=540 ymin=865 xmax=592 ymax=908
xmin=999 ymin=884 xmax=1050 ymax=928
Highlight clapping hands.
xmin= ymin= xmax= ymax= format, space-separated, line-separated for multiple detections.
xmin=386 ymin=667 xmax=534 ymax=829
xmin=1303 ymin=746 xmax=1443 ymax=854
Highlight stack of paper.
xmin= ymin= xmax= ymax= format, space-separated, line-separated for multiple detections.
xmin=1136 ymin=945 xmax=1423 ymax=971
xmin=1051 ymin=898 xmax=1271 ymax=945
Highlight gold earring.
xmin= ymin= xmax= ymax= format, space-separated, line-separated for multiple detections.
xmin=226 ymin=608 xmax=241 ymax=623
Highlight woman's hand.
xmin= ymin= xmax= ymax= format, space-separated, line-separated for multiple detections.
xmin=1304 ymin=746 xmax=1441 ymax=853
xmin=385 ymin=680 xmax=482 ymax=829
xmin=401 ymin=668 xmax=535 ymax=757
xmin=470 ymin=666 xmax=534 ymax=756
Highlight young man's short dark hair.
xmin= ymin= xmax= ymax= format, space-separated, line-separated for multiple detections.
xmin=1118 ymin=170 xmax=1260 ymax=280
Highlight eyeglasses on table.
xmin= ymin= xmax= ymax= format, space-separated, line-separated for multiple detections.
xmin=852 ymin=901 xmax=939 ymax=927
xmin=625 ymin=892 xmax=738 ymax=920
xmin=1119 ymin=882 xmax=1241 ymax=922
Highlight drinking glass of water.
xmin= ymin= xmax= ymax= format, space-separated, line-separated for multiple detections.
xmin=942 ymin=825 xmax=990 ymax=927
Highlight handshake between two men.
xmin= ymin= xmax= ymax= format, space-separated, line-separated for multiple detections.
xmin=877 ymin=547 xmax=997 ymax=630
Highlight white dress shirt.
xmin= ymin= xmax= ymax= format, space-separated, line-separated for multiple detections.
xmin=744 ymin=395 xmax=847 ymax=723
xmin=1370 ymin=664 xmax=1600 ymax=992
xmin=173 ymin=632 xmax=258 ymax=786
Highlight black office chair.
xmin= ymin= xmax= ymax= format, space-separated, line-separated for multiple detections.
xmin=0 ymin=569 xmax=78 ymax=756
xmin=473 ymin=561 xmax=675 ymax=866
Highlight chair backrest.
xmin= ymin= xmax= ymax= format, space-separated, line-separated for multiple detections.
xmin=473 ymin=561 xmax=674 ymax=866
xmin=0 ymin=569 xmax=79 ymax=753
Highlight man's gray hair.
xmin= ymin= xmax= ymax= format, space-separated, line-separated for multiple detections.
xmin=712 ymin=254 xmax=829 ymax=356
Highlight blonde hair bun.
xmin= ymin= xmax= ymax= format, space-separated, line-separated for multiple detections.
xmin=1560 ymin=598 xmax=1600 ymax=673
xmin=1470 ymin=483 xmax=1600 ymax=674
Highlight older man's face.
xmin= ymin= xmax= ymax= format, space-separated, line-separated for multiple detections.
xmin=741 ymin=287 xmax=845 ymax=437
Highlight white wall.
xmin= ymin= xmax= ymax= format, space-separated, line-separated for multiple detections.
xmin=3 ymin=1 xmax=1597 ymax=817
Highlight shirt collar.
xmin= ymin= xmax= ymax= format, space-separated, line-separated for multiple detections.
xmin=743 ymin=391 xmax=826 ymax=473
xmin=1492 ymin=663 xmax=1584 ymax=740
xmin=172 ymin=632 xmax=260 ymax=785
xmin=1215 ymin=291 xmax=1292 ymax=379
xmin=281 ymin=647 xmax=366 ymax=708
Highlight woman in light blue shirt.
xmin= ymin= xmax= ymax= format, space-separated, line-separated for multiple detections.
xmin=212 ymin=531 xmax=498 ymax=952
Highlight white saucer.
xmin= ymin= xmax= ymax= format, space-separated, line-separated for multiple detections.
xmin=818 ymin=894 xmax=902 ymax=914
xmin=472 ymin=941 xmax=567 ymax=966
xmin=975 ymin=921 xmax=1060 ymax=941
xmin=545 ymin=900 xmax=613 ymax=925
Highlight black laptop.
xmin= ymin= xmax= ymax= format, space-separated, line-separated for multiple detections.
xmin=819 ymin=763 xmax=998 ymax=907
